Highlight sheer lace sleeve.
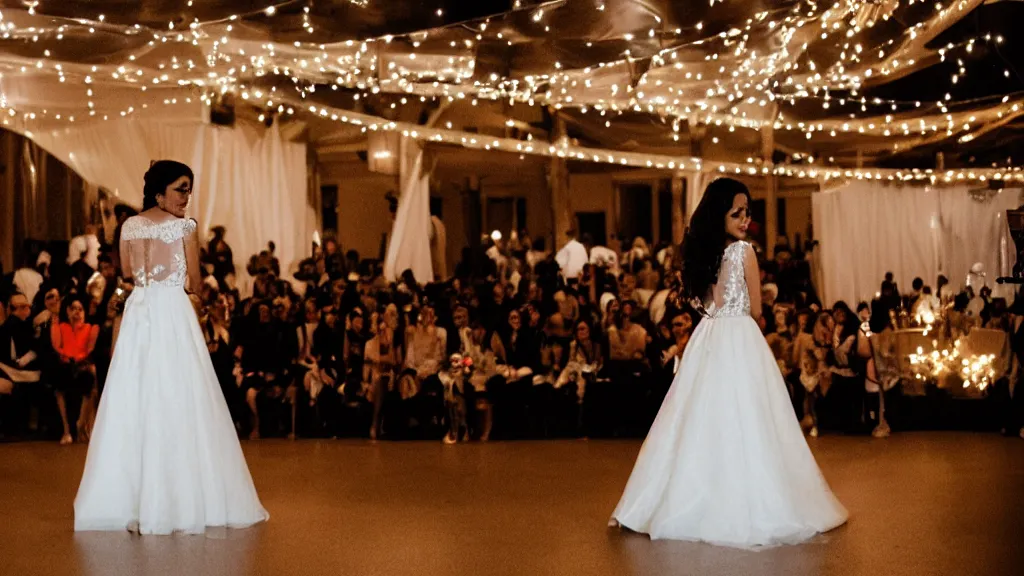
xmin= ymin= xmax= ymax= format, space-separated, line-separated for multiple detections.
xmin=120 ymin=216 xmax=194 ymax=288
xmin=708 ymin=241 xmax=753 ymax=318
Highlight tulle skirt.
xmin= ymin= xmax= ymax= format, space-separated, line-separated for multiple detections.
xmin=610 ymin=315 xmax=847 ymax=547
xmin=74 ymin=284 xmax=269 ymax=534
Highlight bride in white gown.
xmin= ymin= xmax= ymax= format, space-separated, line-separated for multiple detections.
xmin=75 ymin=160 xmax=269 ymax=535
xmin=610 ymin=177 xmax=847 ymax=548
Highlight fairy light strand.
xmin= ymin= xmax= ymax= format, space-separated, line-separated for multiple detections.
xmin=0 ymin=0 xmax=1019 ymax=175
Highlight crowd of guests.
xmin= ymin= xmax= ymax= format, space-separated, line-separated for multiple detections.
xmin=2 ymin=218 xmax=1023 ymax=444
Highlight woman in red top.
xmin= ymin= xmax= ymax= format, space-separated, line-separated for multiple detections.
xmin=51 ymin=296 xmax=99 ymax=445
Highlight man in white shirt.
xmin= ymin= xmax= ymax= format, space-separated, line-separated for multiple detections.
xmin=67 ymin=225 xmax=101 ymax=270
xmin=555 ymin=229 xmax=589 ymax=280
xmin=589 ymin=244 xmax=619 ymax=275
xmin=12 ymin=253 xmax=48 ymax=306
xmin=485 ymin=238 xmax=506 ymax=268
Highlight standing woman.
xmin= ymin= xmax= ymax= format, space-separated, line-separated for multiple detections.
xmin=609 ymin=178 xmax=846 ymax=547
xmin=74 ymin=160 xmax=268 ymax=534
xmin=204 ymin=292 xmax=241 ymax=426
xmin=829 ymin=305 xmax=868 ymax=434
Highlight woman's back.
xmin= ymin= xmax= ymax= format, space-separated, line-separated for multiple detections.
xmin=120 ymin=216 xmax=196 ymax=288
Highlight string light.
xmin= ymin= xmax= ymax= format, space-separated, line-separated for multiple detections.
xmin=292 ymin=100 xmax=1024 ymax=183
xmin=0 ymin=0 xmax=1018 ymax=176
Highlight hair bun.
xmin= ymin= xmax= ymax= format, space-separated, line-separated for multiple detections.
xmin=142 ymin=160 xmax=194 ymax=210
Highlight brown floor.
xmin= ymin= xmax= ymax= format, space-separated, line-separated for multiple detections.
xmin=1 ymin=433 xmax=1022 ymax=576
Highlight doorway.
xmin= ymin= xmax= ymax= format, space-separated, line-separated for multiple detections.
xmin=617 ymin=183 xmax=653 ymax=245
xmin=320 ymin=185 xmax=338 ymax=234
xmin=576 ymin=212 xmax=607 ymax=247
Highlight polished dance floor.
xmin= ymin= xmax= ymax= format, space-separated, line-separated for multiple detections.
xmin=1 ymin=433 xmax=1022 ymax=576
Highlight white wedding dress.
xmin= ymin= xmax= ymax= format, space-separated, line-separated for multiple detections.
xmin=75 ymin=215 xmax=269 ymax=535
xmin=610 ymin=240 xmax=847 ymax=548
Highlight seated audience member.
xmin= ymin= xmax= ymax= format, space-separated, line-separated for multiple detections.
xmin=397 ymin=304 xmax=446 ymax=432
xmin=0 ymin=294 xmax=43 ymax=436
xmin=365 ymin=305 xmax=401 ymax=439
xmin=50 ymin=296 xmax=100 ymax=445
xmin=492 ymin=307 xmax=538 ymax=438
xmin=239 ymin=300 xmax=297 ymax=439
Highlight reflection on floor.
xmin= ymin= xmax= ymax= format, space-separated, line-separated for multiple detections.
xmin=1 ymin=433 xmax=1022 ymax=576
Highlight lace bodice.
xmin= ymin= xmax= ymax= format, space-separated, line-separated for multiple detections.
xmin=705 ymin=240 xmax=751 ymax=319
xmin=120 ymin=216 xmax=196 ymax=288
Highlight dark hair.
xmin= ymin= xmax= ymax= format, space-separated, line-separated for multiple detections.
xmin=7 ymin=292 xmax=29 ymax=308
xmin=912 ymin=277 xmax=924 ymax=291
xmin=869 ymin=299 xmax=892 ymax=334
xmin=1010 ymin=296 xmax=1024 ymax=315
xmin=833 ymin=300 xmax=850 ymax=313
xmin=797 ymin=309 xmax=815 ymax=334
xmin=143 ymin=160 xmax=193 ymax=210
xmin=836 ymin=304 xmax=860 ymax=342
xmin=59 ymin=294 xmax=88 ymax=324
xmin=573 ymin=319 xmax=599 ymax=363
xmin=574 ymin=318 xmax=592 ymax=339
xmin=953 ymin=292 xmax=970 ymax=312
xmin=616 ymin=300 xmax=636 ymax=328
xmin=113 ymin=204 xmax=137 ymax=219
xmin=681 ymin=178 xmax=751 ymax=302
xmin=672 ymin=310 xmax=693 ymax=323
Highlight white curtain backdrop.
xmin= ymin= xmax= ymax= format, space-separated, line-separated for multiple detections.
xmin=384 ymin=136 xmax=433 ymax=283
xmin=684 ymin=170 xmax=705 ymax=219
xmin=812 ymin=182 xmax=1020 ymax=306
xmin=24 ymin=119 xmax=309 ymax=293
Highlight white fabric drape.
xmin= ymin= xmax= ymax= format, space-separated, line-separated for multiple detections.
xmin=24 ymin=119 xmax=309 ymax=294
xmin=684 ymin=170 xmax=705 ymax=219
xmin=430 ymin=215 xmax=447 ymax=280
xmin=190 ymin=123 xmax=309 ymax=294
xmin=936 ymin=188 xmax=1019 ymax=299
xmin=384 ymin=136 xmax=433 ymax=283
xmin=812 ymin=182 xmax=1020 ymax=306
